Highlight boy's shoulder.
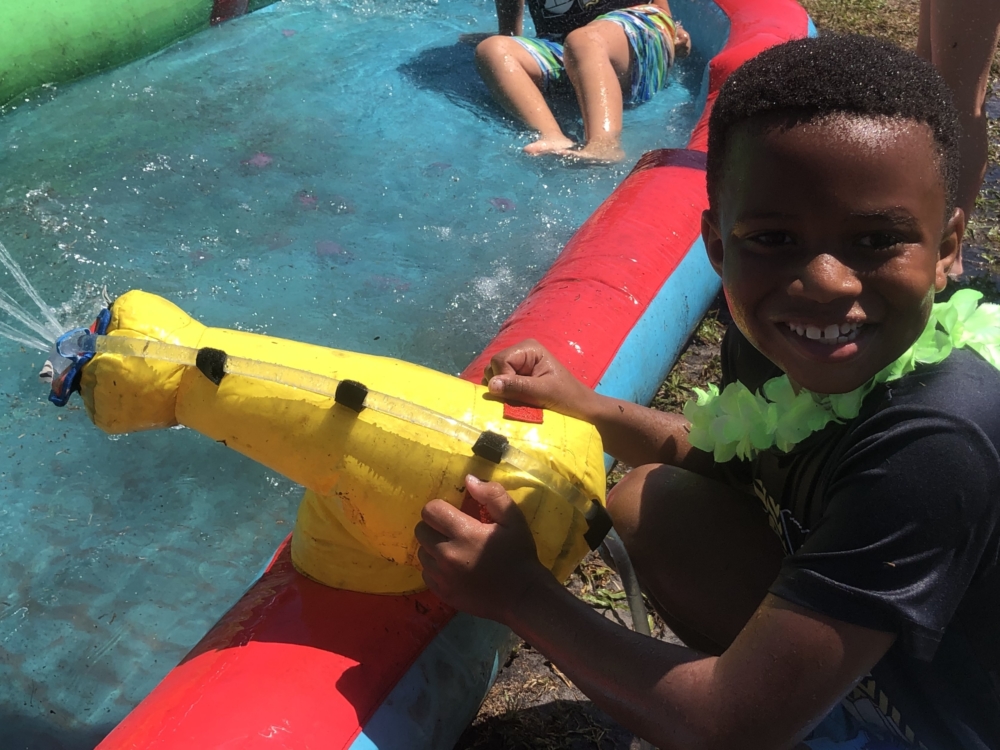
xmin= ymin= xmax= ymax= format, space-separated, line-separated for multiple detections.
xmin=880 ymin=346 xmax=1000 ymax=449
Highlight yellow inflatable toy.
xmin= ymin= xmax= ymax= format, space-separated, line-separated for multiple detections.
xmin=50 ymin=290 xmax=609 ymax=594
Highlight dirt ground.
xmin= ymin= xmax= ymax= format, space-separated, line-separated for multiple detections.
xmin=454 ymin=1 xmax=1000 ymax=746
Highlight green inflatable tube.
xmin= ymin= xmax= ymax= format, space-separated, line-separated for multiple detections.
xmin=0 ymin=0 xmax=275 ymax=107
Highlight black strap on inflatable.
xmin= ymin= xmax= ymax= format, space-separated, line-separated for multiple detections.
xmin=196 ymin=347 xmax=228 ymax=386
xmin=472 ymin=429 xmax=610 ymax=548
xmin=335 ymin=379 xmax=369 ymax=413
xmin=583 ymin=502 xmax=613 ymax=550
xmin=472 ymin=430 xmax=509 ymax=464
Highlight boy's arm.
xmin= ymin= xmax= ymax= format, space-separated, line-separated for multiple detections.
xmin=484 ymin=339 xmax=714 ymax=473
xmin=510 ymin=579 xmax=893 ymax=750
xmin=417 ymin=480 xmax=897 ymax=750
xmin=495 ymin=0 xmax=524 ymax=36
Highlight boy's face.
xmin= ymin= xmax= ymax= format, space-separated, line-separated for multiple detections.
xmin=703 ymin=115 xmax=963 ymax=394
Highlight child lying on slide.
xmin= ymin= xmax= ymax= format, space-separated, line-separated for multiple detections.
xmin=473 ymin=0 xmax=690 ymax=163
xmin=417 ymin=34 xmax=1000 ymax=750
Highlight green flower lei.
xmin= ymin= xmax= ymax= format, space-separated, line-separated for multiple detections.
xmin=683 ymin=289 xmax=1000 ymax=463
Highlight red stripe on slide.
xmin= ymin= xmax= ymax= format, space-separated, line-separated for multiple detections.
xmin=631 ymin=148 xmax=707 ymax=173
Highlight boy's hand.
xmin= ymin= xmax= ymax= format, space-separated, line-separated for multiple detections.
xmin=483 ymin=339 xmax=596 ymax=421
xmin=416 ymin=475 xmax=549 ymax=624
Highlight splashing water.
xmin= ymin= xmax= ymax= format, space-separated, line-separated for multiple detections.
xmin=0 ymin=241 xmax=64 ymax=350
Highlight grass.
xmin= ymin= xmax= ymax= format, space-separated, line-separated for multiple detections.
xmin=456 ymin=3 xmax=1000 ymax=747
xmin=649 ymin=310 xmax=727 ymax=413
xmin=801 ymin=0 xmax=920 ymax=44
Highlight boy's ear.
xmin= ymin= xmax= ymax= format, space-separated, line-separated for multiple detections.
xmin=702 ymin=210 xmax=724 ymax=277
xmin=935 ymin=207 xmax=965 ymax=290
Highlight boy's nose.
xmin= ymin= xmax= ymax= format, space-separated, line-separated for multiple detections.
xmin=788 ymin=253 xmax=862 ymax=303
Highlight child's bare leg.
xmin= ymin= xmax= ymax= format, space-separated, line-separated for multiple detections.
xmin=561 ymin=21 xmax=633 ymax=163
xmin=918 ymin=0 xmax=1000 ymax=276
xmin=608 ymin=463 xmax=784 ymax=654
xmin=475 ymin=36 xmax=576 ymax=155
xmin=916 ymin=0 xmax=932 ymax=58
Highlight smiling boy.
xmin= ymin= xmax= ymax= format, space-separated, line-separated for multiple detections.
xmin=416 ymin=35 xmax=1000 ymax=749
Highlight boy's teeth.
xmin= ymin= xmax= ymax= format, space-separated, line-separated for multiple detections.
xmin=786 ymin=321 xmax=863 ymax=344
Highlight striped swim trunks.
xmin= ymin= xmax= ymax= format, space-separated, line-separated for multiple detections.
xmin=512 ymin=5 xmax=678 ymax=105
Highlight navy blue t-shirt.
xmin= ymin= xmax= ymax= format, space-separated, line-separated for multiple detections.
xmin=527 ymin=0 xmax=637 ymax=39
xmin=720 ymin=326 xmax=1000 ymax=750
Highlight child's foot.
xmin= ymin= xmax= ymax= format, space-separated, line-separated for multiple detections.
xmin=524 ymin=135 xmax=576 ymax=156
xmin=673 ymin=22 xmax=691 ymax=58
xmin=558 ymin=140 xmax=626 ymax=164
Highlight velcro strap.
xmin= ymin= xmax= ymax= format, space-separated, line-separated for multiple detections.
xmin=335 ymin=379 xmax=368 ymax=413
xmin=503 ymin=402 xmax=544 ymax=424
xmin=472 ymin=431 xmax=509 ymax=464
xmin=196 ymin=347 xmax=228 ymax=386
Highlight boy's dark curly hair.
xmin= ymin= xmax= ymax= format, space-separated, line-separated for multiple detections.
xmin=706 ymin=33 xmax=960 ymax=213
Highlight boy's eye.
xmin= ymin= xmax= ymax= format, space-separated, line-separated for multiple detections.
xmin=857 ymin=232 xmax=904 ymax=250
xmin=746 ymin=231 xmax=794 ymax=247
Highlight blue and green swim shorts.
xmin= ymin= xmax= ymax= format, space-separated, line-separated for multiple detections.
xmin=512 ymin=4 xmax=678 ymax=105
